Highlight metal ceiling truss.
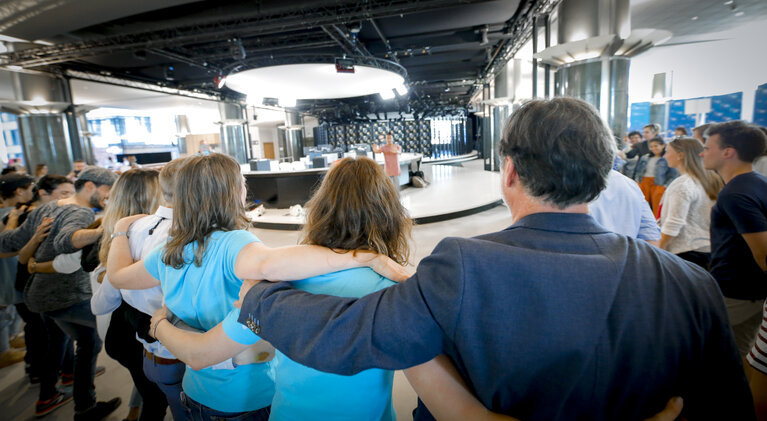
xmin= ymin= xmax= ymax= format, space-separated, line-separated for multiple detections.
xmin=0 ymin=0 xmax=492 ymax=68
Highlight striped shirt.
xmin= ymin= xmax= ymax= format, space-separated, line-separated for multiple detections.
xmin=747 ymin=299 xmax=767 ymax=374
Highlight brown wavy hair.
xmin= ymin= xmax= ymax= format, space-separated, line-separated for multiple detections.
xmin=163 ymin=153 xmax=249 ymax=268
xmin=668 ymin=137 xmax=724 ymax=200
xmin=99 ymin=168 xmax=160 ymax=266
xmin=302 ymin=157 xmax=412 ymax=265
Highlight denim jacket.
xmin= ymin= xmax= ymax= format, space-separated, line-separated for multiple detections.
xmin=634 ymin=155 xmax=679 ymax=186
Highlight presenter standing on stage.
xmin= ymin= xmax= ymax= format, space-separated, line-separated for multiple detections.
xmin=373 ymin=132 xmax=402 ymax=191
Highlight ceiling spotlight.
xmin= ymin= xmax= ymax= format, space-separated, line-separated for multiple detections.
xmin=691 ymin=16 xmax=699 ymax=20
xmin=163 ymin=66 xmax=176 ymax=81
xmin=213 ymin=73 xmax=226 ymax=89
xmin=735 ymin=10 xmax=744 ymax=15
xmin=379 ymin=89 xmax=395 ymax=100
xmin=724 ymin=0 xmax=734 ymax=4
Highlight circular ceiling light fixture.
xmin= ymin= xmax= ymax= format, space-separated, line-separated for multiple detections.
xmin=225 ymin=61 xmax=406 ymax=101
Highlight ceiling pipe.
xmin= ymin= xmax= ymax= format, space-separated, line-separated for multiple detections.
xmin=368 ymin=18 xmax=400 ymax=64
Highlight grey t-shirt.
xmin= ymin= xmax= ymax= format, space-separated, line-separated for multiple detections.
xmin=0 ymin=201 xmax=94 ymax=312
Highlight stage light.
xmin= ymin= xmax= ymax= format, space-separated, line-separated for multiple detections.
xmin=379 ymin=89 xmax=395 ymax=100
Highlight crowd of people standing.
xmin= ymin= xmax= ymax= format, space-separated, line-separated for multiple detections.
xmin=0 ymin=98 xmax=767 ymax=420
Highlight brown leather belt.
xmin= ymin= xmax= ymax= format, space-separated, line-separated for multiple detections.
xmin=144 ymin=349 xmax=181 ymax=365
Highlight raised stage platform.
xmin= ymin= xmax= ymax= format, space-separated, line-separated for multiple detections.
xmin=249 ymin=158 xmax=503 ymax=230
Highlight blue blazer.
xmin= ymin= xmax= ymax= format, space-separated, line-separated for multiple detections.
xmin=239 ymin=213 xmax=753 ymax=421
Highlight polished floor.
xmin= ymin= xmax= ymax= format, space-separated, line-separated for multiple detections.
xmin=0 ymin=164 xmax=513 ymax=421
xmin=252 ymin=159 xmax=502 ymax=227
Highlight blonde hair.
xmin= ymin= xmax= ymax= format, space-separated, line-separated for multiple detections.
xmin=163 ymin=153 xmax=249 ymax=268
xmin=159 ymin=157 xmax=187 ymax=204
xmin=668 ymin=137 xmax=724 ymax=200
xmin=302 ymin=157 xmax=412 ymax=265
xmin=99 ymin=169 xmax=161 ymax=265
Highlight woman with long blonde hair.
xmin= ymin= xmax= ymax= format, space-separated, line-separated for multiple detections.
xmin=88 ymin=168 xmax=168 ymax=421
xmin=107 ymin=153 xmax=406 ymax=420
xmin=659 ymin=137 xmax=724 ymax=267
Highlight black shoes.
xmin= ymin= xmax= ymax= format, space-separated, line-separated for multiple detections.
xmin=74 ymin=397 xmax=122 ymax=421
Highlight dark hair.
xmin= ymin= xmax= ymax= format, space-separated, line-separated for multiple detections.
xmin=675 ymin=126 xmax=688 ymax=135
xmin=73 ymin=178 xmax=110 ymax=191
xmin=0 ymin=174 xmax=34 ymax=199
xmin=74 ymin=178 xmax=88 ymax=191
xmin=628 ymin=131 xmax=641 ymax=138
xmin=302 ymin=157 xmax=412 ymax=265
xmin=498 ymin=98 xmax=614 ymax=208
xmin=1 ymin=167 xmax=15 ymax=176
xmin=37 ymin=175 xmax=72 ymax=194
xmin=649 ymin=137 xmax=666 ymax=156
xmin=163 ymin=153 xmax=249 ymax=269
xmin=707 ymin=120 xmax=767 ymax=163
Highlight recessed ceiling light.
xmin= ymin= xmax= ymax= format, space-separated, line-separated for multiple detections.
xmin=691 ymin=16 xmax=698 ymax=20
xmin=724 ymin=0 xmax=734 ymax=5
xmin=735 ymin=10 xmax=744 ymax=16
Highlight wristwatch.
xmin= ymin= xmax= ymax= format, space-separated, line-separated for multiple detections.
xmin=30 ymin=260 xmax=36 ymax=273
xmin=110 ymin=231 xmax=129 ymax=240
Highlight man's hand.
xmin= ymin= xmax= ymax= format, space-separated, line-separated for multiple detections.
xmin=114 ymin=214 xmax=148 ymax=233
xmin=149 ymin=305 xmax=168 ymax=339
xmin=9 ymin=205 xmax=27 ymax=219
xmin=366 ymin=253 xmax=413 ymax=282
xmin=234 ymin=279 xmax=262 ymax=308
xmin=31 ymin=217 xmax=53 ymax=243
xmin=644 ymin=397 xmax=683 ymax=421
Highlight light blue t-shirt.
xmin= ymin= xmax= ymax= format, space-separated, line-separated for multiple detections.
xmin=222 ymin=267 xmax=397 ymax=421
xmin=144 ymin=229 xmax=274 ymax=413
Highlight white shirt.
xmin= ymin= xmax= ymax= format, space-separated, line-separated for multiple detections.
xmin=754 ymin=156 xmax=767 ymax=178
xmin=589 ymin=170 xmax=661 ymax=241
xmin=120 ymin=206 xmax=175 ymax=359
xmin=659 ymin=174 xmax=714 ymax=254
xmin=644 ymin=156 xmax=659 ymax=177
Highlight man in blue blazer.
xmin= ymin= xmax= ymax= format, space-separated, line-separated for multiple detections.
xmin=237 ymin=98 xmax=753 ymax=420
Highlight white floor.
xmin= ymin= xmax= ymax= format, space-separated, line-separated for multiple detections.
xmin=0 ymin=163 xmax=514 ymax=421
xmin=252 ymin=159 xmax=502 ymax=226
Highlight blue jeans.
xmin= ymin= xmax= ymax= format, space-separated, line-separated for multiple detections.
xmin=144 ymin=354 xmax=187 ymax=420
xmin=180 ymin=392 xmax=270 ymax=421
xmin=0 ymin=305 xmax=19 ymax=353
xmin=46 ymin=300 xmax=102 ymax=412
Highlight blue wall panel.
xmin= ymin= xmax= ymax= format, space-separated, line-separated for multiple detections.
xmin=629 ymin=102 xmax=651 ymax=133
xmin=754 ymin=83 xmax=767 ymax=127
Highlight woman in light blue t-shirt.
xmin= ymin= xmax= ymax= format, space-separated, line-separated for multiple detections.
xmin=107 ymin=154 xmax=408 ymax=421
xmin=143 ymin=157 xmax=528 ymax=421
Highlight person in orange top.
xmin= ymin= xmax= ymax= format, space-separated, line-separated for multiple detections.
xmin=372 ymin=132 xmax=402 ymax=191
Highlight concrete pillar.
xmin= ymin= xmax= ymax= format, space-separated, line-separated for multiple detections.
xmin=554 ymin=56 xmax=630 ymax=138
xmin=218 ymin=102 xmax=248 ymax=163
xmin=278 ymin=110 xmax=304 ymax=162
xmin=0 ymin=67 xmax=83 ymax=173
xmin=553 ymin=0 xmax=631 ymax=138
xmin=18 ymin=114 xmax=74 ymax=176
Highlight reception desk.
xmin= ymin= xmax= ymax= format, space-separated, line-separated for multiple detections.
xmin=243 ymin=153 xmax=421 ymax=208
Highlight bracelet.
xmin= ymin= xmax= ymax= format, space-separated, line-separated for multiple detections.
xmin=151 ymin=317 xmax=167 ymax=339
xmin=110 ymin=231 xmax=129 ymax=241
